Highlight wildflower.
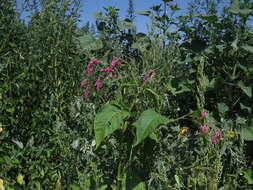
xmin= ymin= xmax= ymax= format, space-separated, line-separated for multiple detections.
xmin=89 ymin=59 xmax=102 ymax=65
xmin=87 ymin=63 xmax=93 ymax=76
xmin=94 ymin=76 xmax=103 ymax=91
xmin=211 ymin=129 xmax=223 ymax=144
xmin=211 ymin=135 xmax=217 ymax=144
xmin=99 ymin=68 xmax=115 ymax=76
xmin=110 ymin=57 xmax=121 ymax=67
xmin=215 ymin=130 xmax=223 ymax=137
xmin=143 ymin=70 xmax=155 ymax=83
xmin=199 ymin=124 xmax=209 ymax=135
xmin=0 ymin=178 xmax=4 ymax=190
xmin=178 ymin=127 xmax=189 ymax=136
xmin=226 ymin=131 xmax=236 ymax=139
xmin=17 ymin=173 xmax=24 ymax=185
xmin=81 ymin=79 xmax=87 ymax=87
xmin=198 ymin=111 xmax=206 ymax=120
xmin=0 ymin=128 xmax=3 ymax=134
xmin=84 ymin=83 xmax=90 ymax=99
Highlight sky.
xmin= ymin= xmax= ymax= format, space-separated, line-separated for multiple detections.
xmin=15 ymin=0 xmax=195 ymax=33
xmin=78 ymin=0 xmax=190 ymax=32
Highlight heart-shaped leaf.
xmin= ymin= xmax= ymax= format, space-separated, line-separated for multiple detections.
xmin=133 ymin=110 xmax=168 ymax=147
xmin=94 ymin=104 xmax=129 ymax=149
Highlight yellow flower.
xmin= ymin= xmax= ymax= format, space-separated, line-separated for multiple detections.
xmin=178 ymin=127 xmax=189 ymax=136
xmin=0 ymin=128 xmax=3 ymax=134
xmin=17 ymin=173 xmax=24 ymax=185
xmin=0 ymin=179 xmax=4 ymax=190
xmin=227 ymin=131 xmax=236 ymax=139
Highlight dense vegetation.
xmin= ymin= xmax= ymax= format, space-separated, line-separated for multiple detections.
xmin=1 ymin=0 xmax=253 ymax=189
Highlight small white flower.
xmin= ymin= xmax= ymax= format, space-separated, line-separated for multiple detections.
xmin=91 ymin=140 xmax=96 ymax=147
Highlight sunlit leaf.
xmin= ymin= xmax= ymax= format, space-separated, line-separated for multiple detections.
xmin=17 ymin=173 xmax=24 ymax=185
xmin=136 ymin=10 xmax=151 ymax=16
xmin=94 ymin=104 xmax=129 ymax=149
xmin=133 ymin=110 xmax=168 ymax=147
xmin=242 ymin=170 xmax=253 ymax=184
xmin=12 ymin=139 xmax=24 ymax=149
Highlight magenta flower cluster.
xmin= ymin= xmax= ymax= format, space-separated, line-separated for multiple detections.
xmin=211 ymin=130 xmax=223 ymax=144
xmin=197 ymin=112 xmax=209 ymax=135
xmin=80 ymin=57 xmax=127 ymax=99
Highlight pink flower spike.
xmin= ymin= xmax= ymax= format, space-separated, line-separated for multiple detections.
xmin=215 ymin=130 xmax=223 ymax=137
xmin=198 ymin=111 xmax=207 ymax=120
xmin=110 ymin=57 xmax=121 ymax=67
xmin=94 ymin=76 xmax=103 ymax=91
xmin=84 ymin=83 xmax=90 ymax=99
xmin=89 ymin=59 xmax=102 ymax=64
xmin=87 ymin=63 xmax=93 ymax=76
xmin=211 ymin=135 xmax=217 ymax=144
xmin=81 ymin=79 xmax=87 ymax=87
xmin=202 ymin=124 xmax=209 ymax=134
xmin=143 ymin=70 xmax=155 ymax=83
xmin=99 ymin=68 xmax=115 ymax=76
xmin=199 ymin=124 xmax=209 ymax=135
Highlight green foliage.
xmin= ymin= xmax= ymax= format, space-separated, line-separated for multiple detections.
xmin=94 ymin=104 xmax=129 ymax=149
xmin=132 ymin=110 xmax=168 ymax=147
xmin=1 ymin=0 xmax=253 ymax=189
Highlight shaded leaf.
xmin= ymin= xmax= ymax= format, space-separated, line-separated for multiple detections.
xmin=217 ymin=103 xmax=229 ymax=115
xmin=238 ymin=81 xmax=252 ymax=97
xmin=242 ymin=45 xmax=253 ymax=54
xmin=241 ymin=122 xmax=253 ymax=141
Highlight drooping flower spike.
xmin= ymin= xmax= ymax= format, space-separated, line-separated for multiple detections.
xmin=94 ymin=76 xmax=103 ymax=91
xmin=89 ymin=59 xmax=102 ymax=65
xmin=81 ymin=79 xmax=87 ymax=87
xmin=99 ymin=68 xmax=115 ymax=76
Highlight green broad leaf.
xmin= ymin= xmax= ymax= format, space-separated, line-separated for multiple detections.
xmin=242 ymin=45 xmax=253 ymax=54
xmin=96 ymin=185 xmax=108 ymax=190
xmin=149 ymin=132 xmax=159 ymax=143
xmin=240 ymin=103 xmax=251 ymax=113
xmin=242 ymin=170 xmax=253 ymax=185
xmin=136 ymin=10 xmax=151 ymax=16
xmin=217 ymin=103 xmax=229 ymax=114
xmin=6 ymin=107 xmax=14 ymax=113
xmin=94 ymin=104 xmax=129 ymax=149
xmin=133 ymin=110 xmax=168 ymax=147
xmin=241 ymin=124 xmax=253 ymax=141
xmin=132 ymin=182 xmax=146 ymax=190
xmin=237 ymin=81 xmax=252 ymax=97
